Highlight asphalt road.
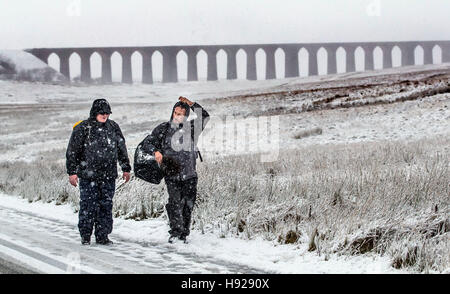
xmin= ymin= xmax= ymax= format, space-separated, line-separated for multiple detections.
xmin=0 ymin=253 xmax=38 ymax=274
xmin=0 ymin=203 xmax=266 ymax=274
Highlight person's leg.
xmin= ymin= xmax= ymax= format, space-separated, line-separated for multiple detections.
xmin=95 ymin=179 xmax=116 ymax=243
xmin=165 ymin=179 xmax=184 ymax=239
xmin=78 ymin=179 xmax=99 ymax=243
xmin=180 ymin=177 xmax=198 ymax=239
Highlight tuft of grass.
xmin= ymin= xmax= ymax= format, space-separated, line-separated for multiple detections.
xmin=293 ymin=127 xmax=323 ymax=139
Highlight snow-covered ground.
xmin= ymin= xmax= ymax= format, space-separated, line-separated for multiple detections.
xmin=0 ymin=50 xmax=49 ymax=72
xmin=0 ymin=63 xmax=449 ymax=273
xmin=0 ymin=193 xmax=405 ymax=274
xmin=0 ymin=50 xmax=65 ymax=83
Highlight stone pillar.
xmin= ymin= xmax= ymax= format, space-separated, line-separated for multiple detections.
xmin=326 ymin=46 xmax=338 ymax=75
xmin=400 ymin=44 xmax=416 ymax=66
xmin=225 ymin=48 xmax=237 ymax=80
xmin=362 ymin=45 xmax=375 ymax=71
xmin=141 ymin=50 xmax=154 ymax=84
xmin=442 ymin=42 xmax=450 ymax=63
xmin=265 ymin=47 xmax=276 ymax=80
xmin=79 ymin=50 xmax=92 ymax=83
xmin=423 ymin=45 xmax=434 ymax=65
xmin=206 ymin=48 xmax=218 ymax=81
xmin=307 ymin=47 xmax=318 ymax=76
xmin=186 ymin=49 xmax=198 ymax=81
xmin=284 ymin=47 xmax=299 ymax=78
xmin=58 ymin=51 xmax=71 ymax=80
xmin=162 ymin=48 xmax=178 ymax=83
xmin=98 ymin=50 xmax=112 ymax=84
xmin=344 ymin=46 xmax=356 ymax=72
xmin=245 ymin=47 xmax=257 ymax=80
xmin=121 ymin=50 xmax=133 ymax=84
xmin=380 ymin=45 xmax=393 ymax=69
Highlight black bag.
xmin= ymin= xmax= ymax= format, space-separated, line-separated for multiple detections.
xmin=133 ymin=140 xmax=164 ymax=184
xmin=134 ymin=121 xmax=202 ymax=184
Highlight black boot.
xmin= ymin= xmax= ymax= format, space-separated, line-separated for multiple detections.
xmin=81 ymin=236 xmax=91 ymax=245
xmin=168 ymin=235 xmax=177 ymax=244
xmin=96 ymin=237 xmax=113 ymax=245
xmin=179 ymin=236 xmax=189 ymax=244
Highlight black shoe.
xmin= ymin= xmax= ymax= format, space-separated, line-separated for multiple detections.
xmin=96 ymin=237 xmax=113 ymax=245
xmin=81 ymin=236 xmax=90 ymax=245
xmin=168 ymin=236 xmax=177 ymax=244
xmin=179 ymin=236 xmax=189 ymax=244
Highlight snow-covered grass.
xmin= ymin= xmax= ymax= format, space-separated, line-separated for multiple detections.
xmin=1 ymin=136 xmax=448 ymax=272
xmin=0 ymin=63 xmax=449 ymax=273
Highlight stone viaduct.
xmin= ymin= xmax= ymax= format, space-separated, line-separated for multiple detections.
xmin=26 ymin=41 xmax=450 ymax=84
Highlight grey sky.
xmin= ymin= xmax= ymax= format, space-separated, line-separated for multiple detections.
xmin=1 ymin=0 xmax=449 ymax=50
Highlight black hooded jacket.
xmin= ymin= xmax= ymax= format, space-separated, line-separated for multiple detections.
xmin=140 ymin=101 xmax=210 ymax=181
xmin=66 ymin=99 xmax=131 ymax=180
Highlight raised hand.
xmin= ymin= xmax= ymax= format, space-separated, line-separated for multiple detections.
xmin=179 ymin=96 xmax=194 ymax=107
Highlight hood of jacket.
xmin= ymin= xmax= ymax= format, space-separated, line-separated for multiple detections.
xmin=89 ymin=99 xmax=112 ymax=119
xmin=169 ymin=101 xmax=190 ymax=124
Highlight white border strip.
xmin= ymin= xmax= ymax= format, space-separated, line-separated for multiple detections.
xmin=0 ymin=232 xmax=103 ymax=274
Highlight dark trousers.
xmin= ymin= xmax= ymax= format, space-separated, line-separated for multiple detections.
xmin=165 ymin=177 xmax=198 ymax=238
xmin=78 ymin=178 xmax=115 ymax=240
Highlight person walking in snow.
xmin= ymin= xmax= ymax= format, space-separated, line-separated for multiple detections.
xmin=140 ymin=96 xmax=209 ymax=243
xmin=66 ymin=99 xmax=131 ymax=245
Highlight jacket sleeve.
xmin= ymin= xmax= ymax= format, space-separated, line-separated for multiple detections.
xmin=190 ymin=102 xmax=210 ymax=141
xmin=66 ymin=124 xmax=85 ymax=176
xmin=114 ymin=123 xmax=131 ymax=173
xmin=141 ymin=123 xmax=166 ymax=155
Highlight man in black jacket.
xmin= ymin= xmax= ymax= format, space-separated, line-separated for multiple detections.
xmin=141 ymin=96 xmax=209 ymax=243
xmin=66 ymin=99 xmax=131 ymax=245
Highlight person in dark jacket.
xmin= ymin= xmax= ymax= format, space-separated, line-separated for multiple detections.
xmin=141 ymin=96 xmax=209 ymax=243
xmin=66 ymin=99 xmax=131 ymax=245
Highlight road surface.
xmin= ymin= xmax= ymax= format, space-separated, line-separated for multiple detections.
xmin=0 ymin=203 xmax=266 ymax=274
